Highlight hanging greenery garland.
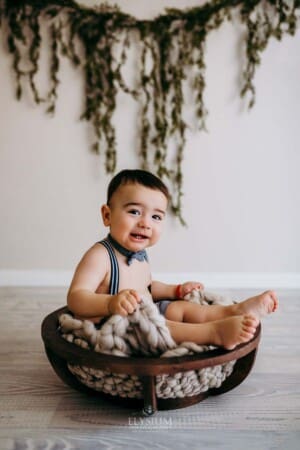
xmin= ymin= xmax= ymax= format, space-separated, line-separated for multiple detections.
xmin=0 ymin=0 xmax=299 ymax=222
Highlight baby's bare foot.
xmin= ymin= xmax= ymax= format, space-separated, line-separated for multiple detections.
xmin=213 ymin=314 xmax=259 ymax=350
xmin=234 ymin=290 xmax=278 ymax=319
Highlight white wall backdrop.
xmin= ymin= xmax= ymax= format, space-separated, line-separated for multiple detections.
xmin=0 ymin=1 xmax=299 ymax=287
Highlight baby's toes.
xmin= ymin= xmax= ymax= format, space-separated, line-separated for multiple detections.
xmin=271 ymin=292 xmax=279 ymax=312
xmin=240 ymin=330 xmax=255 ymax=341
xmin=244 ymin=314 xmax=259 ymax=326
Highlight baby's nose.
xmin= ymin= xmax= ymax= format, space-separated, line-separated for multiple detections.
xmin=138 ymin=216 xmax=151 ymax=228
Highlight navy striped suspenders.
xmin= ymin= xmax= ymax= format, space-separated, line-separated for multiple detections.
xmin=99 ymin=239 xmax=119 ymax=295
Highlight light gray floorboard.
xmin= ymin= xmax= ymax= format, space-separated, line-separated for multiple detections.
xmin=0 ymin=287 xmax=299 ymax=449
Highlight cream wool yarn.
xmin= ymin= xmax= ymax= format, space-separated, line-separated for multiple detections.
xmin=59 ymin=290 xmax=236 ymax=399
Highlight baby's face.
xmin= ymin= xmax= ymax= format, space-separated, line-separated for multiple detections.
xmin=102 ymin=182 xmax=168 ymax=251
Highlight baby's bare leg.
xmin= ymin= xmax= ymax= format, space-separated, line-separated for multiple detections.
xmin=166 ymin=315 xmax=259 ymax=350
xmin=165 ymin=290 xmax=278 ymax=323
xmin=165 ymin=301 xmax=234 ymax=323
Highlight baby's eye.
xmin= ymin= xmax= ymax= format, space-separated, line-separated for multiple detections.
xmin=152 ymin=214 xmax=163 ymax=221
xmin=128 ymin=209 xmax=140 ymax=216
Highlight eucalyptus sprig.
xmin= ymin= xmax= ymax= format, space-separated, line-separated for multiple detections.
xmin=1 ymin=0 xmax=299 ymax=222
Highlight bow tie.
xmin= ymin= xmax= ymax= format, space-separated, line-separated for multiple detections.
xmin=107 ymin=234 xmax=149 ymax=266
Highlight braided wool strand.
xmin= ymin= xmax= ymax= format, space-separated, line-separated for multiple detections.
xmin=59 ymin=290 xmax=236 ymax=399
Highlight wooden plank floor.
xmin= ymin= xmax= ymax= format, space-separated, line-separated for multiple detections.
xmin=0 ymin=287 xmax=299 ymax=449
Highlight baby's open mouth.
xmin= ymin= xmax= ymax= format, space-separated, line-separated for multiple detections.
xmin=131 ymin=233 xmax=148 ymax=240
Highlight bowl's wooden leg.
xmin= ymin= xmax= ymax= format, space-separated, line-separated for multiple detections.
xmin=141 ymin=376 xmax=157 ymax=415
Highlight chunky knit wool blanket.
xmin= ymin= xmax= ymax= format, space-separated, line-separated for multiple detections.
xmin=59 ymin=290 xmax=236 ymax=399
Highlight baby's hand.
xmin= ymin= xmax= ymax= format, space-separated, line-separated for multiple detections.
xmin=108 ymin=289 xmax=141 ymax=316
xmin=177 ymin=281 xmax=204 ymax=298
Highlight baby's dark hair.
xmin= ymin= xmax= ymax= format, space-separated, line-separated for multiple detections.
xmin=107 ymin=169 xmax=170 ymax=204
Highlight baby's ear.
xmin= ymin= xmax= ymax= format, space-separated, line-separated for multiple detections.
xmin=101 ymin=204 xmax=111 ymax=226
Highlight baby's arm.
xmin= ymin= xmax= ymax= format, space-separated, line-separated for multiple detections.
xmin=151 ymin=280 xmax=204 ymax=300
xmin=67 ymin=245 xmax=140 ymax=319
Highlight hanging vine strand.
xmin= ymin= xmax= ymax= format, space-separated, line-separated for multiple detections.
xmin=1 ymin=0 xmax=299 ymax=223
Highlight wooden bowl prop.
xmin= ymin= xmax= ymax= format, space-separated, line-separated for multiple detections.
xmin=41 ymin=305 xmax=261 ymax=415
